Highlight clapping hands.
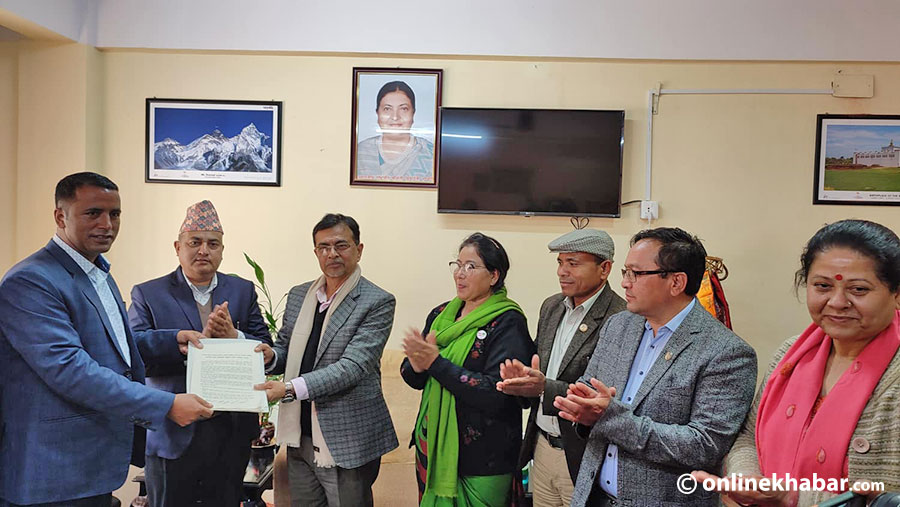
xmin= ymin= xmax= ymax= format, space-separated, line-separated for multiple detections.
xmin=202 ymin=301 xmax=238 ymax=338
xmin=496 ymin=354 xmax=546 ymax=397
xmin=402 ymin=328 xmax=440 ymax=373
xmin=553 ymin=378 xmax=616 ymax=426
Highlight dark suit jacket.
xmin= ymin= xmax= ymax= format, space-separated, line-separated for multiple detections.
xmin=127 ymin=267 xmax=272 ymax=459
xmin=570 ymin=302 xmax=757 ymax=507
xmin=519 ymin=285 xmax=626 ymax=482
xmin=402 ymin=302 xmax=536 ymax=476
xmin=0 ymin=241 xmax=181 ymax=504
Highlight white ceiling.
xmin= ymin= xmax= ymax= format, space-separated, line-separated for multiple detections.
xmin=2 ymin=0 xmax=898 ymax=62
xmin=0 ymin=0 xmax=91 ymax=42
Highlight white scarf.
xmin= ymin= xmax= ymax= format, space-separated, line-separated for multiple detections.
xmin=276 ymin=265 xmax=362 ymax=467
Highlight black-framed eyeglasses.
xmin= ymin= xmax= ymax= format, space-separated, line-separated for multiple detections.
xmin=621 ymin=268 xmax=672 ymax=282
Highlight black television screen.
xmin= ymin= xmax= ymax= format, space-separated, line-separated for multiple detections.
xmin=437 ymin=108 xmax=624 ymax=217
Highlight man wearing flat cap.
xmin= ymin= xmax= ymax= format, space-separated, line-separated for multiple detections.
xmin=128 ymin=200 xmax=272 ymax=506
xmin=498 ymin=228 xmax=625 ymax=507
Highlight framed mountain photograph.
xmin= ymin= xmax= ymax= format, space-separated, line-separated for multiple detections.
xmin=146 ymin=99 xmax=282 ymax=186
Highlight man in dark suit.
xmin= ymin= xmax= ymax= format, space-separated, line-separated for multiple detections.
xmin=555 ymin=228 xmax=757 ymax=506
xmin=256 ymin=213 xmax=398 ymax=507
xmin=128 ymin=200 xmax=272 ymax=507
xmin=0 ymin=172 xmax=212 ymax=507
xmin=498 ymin=228 xmax=626 ymax=507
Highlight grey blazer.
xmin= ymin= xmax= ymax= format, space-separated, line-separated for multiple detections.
xmin=270 ymin=276 xmax=399 ymax=468
xmin=570 ymin=301 xmax=757 ymax=507
xmin=519 ymin=285 xmax=627 ymax=482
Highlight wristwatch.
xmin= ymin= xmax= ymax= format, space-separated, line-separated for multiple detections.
xmin=282 ymin=381 xmax=296 ymax=403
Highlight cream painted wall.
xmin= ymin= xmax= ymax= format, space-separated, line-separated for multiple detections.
xmin=0 ymin=43 xmax=16 ymax=273
xmin=14 ymin=41 xmax=103 ymax=261
xmin=85 ymin=43 xmax=104 ymax=173
xmin=83 ymin=50 xmax=899 ymax=370
xmin=4 ymin=43 xmax=896 ymax=504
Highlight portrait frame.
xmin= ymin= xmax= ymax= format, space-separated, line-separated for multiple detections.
xmin=350 ymin=67 xmax=443 ymax=188
xmin=146 ymin=98 xmax=282 ymax=186
xmin=814 ymin=113 xmax=900 ymax=206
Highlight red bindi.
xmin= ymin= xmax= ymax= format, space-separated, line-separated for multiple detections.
xmin=835 ymin=274 xmax=843 ymax=281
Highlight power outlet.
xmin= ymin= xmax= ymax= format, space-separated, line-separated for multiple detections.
xmin=640 ymin=200 xmax=659 ymax=220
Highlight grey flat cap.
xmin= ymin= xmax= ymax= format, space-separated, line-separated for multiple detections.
xmin=548 ymin=228 xmax=615 ymax=261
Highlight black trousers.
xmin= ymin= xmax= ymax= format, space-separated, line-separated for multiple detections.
xmin=144 ymin=415 xmax=252 ymax=507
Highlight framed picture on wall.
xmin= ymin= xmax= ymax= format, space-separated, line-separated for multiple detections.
xmin=350 ymin=67 xmax=442 ymax=187
xmin=814 ymin=114 xmax=900 ymax=205
xmin=146 ymin=99 xmax=282 ymax=186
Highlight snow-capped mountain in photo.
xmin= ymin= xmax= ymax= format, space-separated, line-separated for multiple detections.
xmin=154 ymin=123 xmax=273 ymax=172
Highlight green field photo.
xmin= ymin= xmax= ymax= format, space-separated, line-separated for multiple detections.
xmin=823 ymin=167 xmax=900 ymax=192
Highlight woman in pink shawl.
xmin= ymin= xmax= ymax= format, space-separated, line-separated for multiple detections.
xmin=695 ymin=219 xmax=900 ymax=506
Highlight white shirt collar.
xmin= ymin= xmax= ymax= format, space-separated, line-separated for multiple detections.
xmin=184 ymin=271 xmax=218 ymax=305
xmin=562 ymin=282 xmax=605 ymax=313
xmin=52 ymin=234 xmax=110 ymax=278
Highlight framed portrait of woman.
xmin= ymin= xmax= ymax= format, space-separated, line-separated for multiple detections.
xmin=350 ymin=67 xmax=443 ymax=187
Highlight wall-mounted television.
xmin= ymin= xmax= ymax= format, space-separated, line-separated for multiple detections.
xmin=437 ymin=108 xmax=624 ymax=217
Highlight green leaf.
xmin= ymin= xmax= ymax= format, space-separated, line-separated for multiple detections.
xmin=244 ymin=252 xmax=266 ymax=286
xmin=265 ymin=311 xmax=278 ymax=335
xmin=244 ymin=251 xmax=285 ymax=340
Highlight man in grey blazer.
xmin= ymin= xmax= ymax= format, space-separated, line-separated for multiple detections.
xmin=498 ymin=228 xmax=625 ymax=507
xmin=256 ymin=213 xmax=398 ymax=507
xmin=555 ymin=228 xmax=757 ymax=507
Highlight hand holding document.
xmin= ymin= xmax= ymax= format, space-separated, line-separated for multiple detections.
xmin=187 ymin=339 xmax=269 ymax=413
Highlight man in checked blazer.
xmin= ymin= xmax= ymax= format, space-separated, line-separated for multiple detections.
xmin=498 ymin=228 xmax=625 ymax=507
xmin=555 ymin=228 xmax=757 ymax=507
xmin=256 ymin=213 xmax=398 ymax=507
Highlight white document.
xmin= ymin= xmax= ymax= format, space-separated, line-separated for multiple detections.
xmin=186 ymin=339 xmax=269 ymax=413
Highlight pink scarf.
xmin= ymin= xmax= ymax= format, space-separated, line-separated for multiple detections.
xmin=756 ymin=310 xmax=900 ymax=486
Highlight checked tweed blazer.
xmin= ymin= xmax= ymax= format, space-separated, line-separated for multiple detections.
xmin=570 ymin=301 xmax=757 ymax=507
xmin=519 ymin=285 xmax=627 ymax=482
xmin=270 ymin=276 xmax=399 ymax=468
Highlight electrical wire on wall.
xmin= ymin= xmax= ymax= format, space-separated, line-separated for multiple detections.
xmin=642 ymin=82 xmax=837 ymax=226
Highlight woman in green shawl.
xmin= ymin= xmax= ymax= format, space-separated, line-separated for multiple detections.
xmin=401 ymin=233 xmax=535 ymax=506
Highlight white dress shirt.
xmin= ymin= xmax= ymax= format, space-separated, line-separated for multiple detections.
xmin=52 ymin=235 xmax=131 ymax=366
xmin=536 ymin=284 xmax=605 ymax=437
xmin=185 ymin=272 xmax=218 ymax=305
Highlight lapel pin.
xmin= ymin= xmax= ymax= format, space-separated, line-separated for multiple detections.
xmin=665 ymin=351 xmax=672 ymax=361
xmin=476 ymin=330 xmax=487 ymax=340
xmin=579 ymin=324 xmax=588 ymax=333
